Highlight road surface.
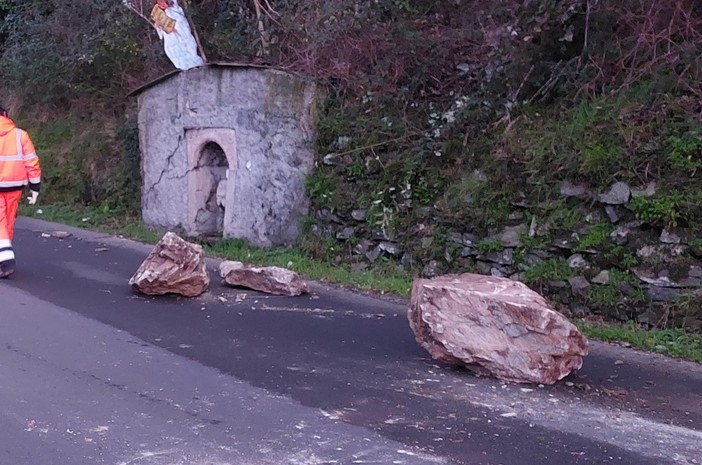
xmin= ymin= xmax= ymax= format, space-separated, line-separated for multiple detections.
xmin=1 ymin=217 xmax=701 ymax=465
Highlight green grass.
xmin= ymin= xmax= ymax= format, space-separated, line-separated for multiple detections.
xmin=576 ymin=223 xmax=614 ymax=251
xmin=577 ymin=321 xmax=702 ymax=362
xmin=209 ymin=238 xmax=413 ymax=296
xmin=521 ymin=258 xmax=575 ymax=284
xmin=19 ymin=203 xmax=702 ymax=363
xmin=585 ymin=269 xmax=646 ymax=308
xmin=475 ymin=238 xmax=503 ymax=253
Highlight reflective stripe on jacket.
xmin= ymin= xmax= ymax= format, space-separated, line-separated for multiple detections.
xmin=0 ymin=116 xmax=41 ymax=192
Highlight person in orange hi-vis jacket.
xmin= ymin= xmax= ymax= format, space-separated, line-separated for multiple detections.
xmin=0 ymin=104 xmax=41 ymax=278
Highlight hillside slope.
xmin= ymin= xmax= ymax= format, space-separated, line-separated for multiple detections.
xmin=1 ymin=0 xmax=701 ymax=329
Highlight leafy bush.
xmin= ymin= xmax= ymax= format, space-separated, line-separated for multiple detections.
xmin=632 ymin=194 xmax=683 ymax=227
xmin=1 ymin=0 xmax=164 ymax=107
xmin=667 ymin=134 xmax=702 ymax=175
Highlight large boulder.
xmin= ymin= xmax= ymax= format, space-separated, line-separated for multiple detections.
xmin=220 ymin=261 xmax=308 ymax=296
xmin=408 ymin=273 xmax=588 ymax=384
xmin=129 ymin=232 xmax=210 ymax=297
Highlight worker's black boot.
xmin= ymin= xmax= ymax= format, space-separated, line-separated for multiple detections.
xmin=0 ymin=259 xmax=15 ymax=278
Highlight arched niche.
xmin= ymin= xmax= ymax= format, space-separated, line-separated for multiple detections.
xmin=185 ymin=128 xmax=237 ymax=237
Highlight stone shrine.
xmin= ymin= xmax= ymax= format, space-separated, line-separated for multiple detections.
xmin=131 ymin=63 xmax=318 ymax=246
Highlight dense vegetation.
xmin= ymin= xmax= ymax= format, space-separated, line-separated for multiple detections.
xmin=2 ymin=0 xmax=701 ymax=330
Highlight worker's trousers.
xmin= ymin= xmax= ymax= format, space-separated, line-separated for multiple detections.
xmin=0 ymin=191 xmax=22 ymax=271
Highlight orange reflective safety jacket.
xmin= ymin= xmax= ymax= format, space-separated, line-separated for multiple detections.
xmin=0 ymin=116 xmax=41 ymax=193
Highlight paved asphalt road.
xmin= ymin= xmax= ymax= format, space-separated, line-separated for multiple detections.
xmin=1 ymin=217 xmax=701 ymax=465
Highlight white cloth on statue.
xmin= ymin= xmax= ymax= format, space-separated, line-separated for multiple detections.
xmin=216 ymin=179 xmax=227 ymax=208
xmin=155 ymin=0 xmax=204 ymax=70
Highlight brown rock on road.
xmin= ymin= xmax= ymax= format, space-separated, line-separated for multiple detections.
xmin=409 ymin=273 xmax=588 ymax=384
xmin=219 ymin=260 xmax=309 ymax=296
xmin=129 ymin=232 xmax=210 ymax=297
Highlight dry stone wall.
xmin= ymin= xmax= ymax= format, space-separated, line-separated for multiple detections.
xmin=311 ymin=178 xmax=702 ymax=330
